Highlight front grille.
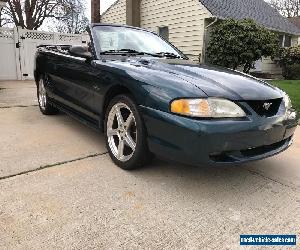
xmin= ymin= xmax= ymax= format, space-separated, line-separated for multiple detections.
xmin=246 ymin=98 xmax=282 ymax=117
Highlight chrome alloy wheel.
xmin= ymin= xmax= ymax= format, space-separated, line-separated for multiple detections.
xmin=107 ymin=103 xmax=137 ymax=162
xmin=38 ymin=79 xmax=47 ymax=110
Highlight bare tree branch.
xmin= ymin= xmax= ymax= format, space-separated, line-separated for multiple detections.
xmin=268 ymin=0 xmax=300 ymax=17
xmin=48 ymin=0 xmax=89 ymax=34
xmin=1 ymin=0 xmax=82 ymax=30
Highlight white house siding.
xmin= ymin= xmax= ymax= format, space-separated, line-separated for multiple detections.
xmin=140 ymin=0 xmax=212 ymax=61
xmin=101 ymin=0 xmax=126 ymax=25
xmin=291 ymin=36 xmax=300 ymax=46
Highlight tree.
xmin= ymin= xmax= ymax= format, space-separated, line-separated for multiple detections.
xmin=0 ymin=4 xmax=13 ymax=27
xmin=49 ymin=0 xmax=89 ymax=34
xmin=206 ymin=19 xmax=279 ymax=73
xmin=2 ymin=0 xmax=63 ymax=30
xmin=1 ymin=0 xmax=88 ymax=31
xmin=267 ymin=0 xmax=300 ymax=17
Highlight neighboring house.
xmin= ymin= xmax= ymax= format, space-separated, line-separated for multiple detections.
xmin=101 ymin=0 xmax=300 ymax=75
xmin=289 ymin=17 xmax=300 ymax=45
xmin=289 ymin=17 xmax=300 ymax=30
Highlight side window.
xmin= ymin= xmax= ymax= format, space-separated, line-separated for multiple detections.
xmin=158 ymin=26 xmax=169 ymax=41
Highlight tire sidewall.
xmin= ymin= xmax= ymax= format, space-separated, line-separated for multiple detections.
xmin=37 ymin=75 xmax=58 ymax=115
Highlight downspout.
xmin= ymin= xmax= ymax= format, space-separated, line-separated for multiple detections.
xmin=201 ymin=17 xmax=218 ymax=63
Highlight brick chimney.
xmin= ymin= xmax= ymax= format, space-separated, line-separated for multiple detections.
xmin=91 ymin=0 xmax=101 ymax=23
xmin=126 ymin=0 xmax=140 ymax=27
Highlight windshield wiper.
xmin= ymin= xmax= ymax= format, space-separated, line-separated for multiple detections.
xmin=100 ymin=49 xmax=184 ymax=59
xmin=100 ymin=49 xmax=138 ymax=54
xmin=100 ymin=49 xmax=160 ymax=57
xmin=155 ymin=52 xmax=183 ymax=59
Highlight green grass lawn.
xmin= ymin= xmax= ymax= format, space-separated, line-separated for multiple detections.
xmin=271 ymin=80 xmax=300 ymax=114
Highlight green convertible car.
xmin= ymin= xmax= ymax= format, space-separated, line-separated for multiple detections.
xmin=34 ymin=24 xmax=298 ymax=169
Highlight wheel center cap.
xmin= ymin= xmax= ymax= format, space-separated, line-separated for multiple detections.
xmin=119 ymin=128 xmax=126 ymax=137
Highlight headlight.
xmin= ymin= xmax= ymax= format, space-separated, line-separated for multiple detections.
xmin=170 ymin=98 xmax=246 ymax=118
xmin=282 ymin=92 xmax=296 ymax=120
xmin=283 ymin=92 xmax=292 ymax=110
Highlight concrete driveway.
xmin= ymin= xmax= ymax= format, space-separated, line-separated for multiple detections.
xmin=0 ymin=80 xmax=299 ymax=250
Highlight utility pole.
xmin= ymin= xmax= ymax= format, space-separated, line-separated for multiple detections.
xmin=91 ymin=0 xmax=100 ymax=23
xmin=126 ymin=0 xmax=140 ymax=27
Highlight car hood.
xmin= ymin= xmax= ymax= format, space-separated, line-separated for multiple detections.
xmin=134 ymin=58 xmax=282 ymax=101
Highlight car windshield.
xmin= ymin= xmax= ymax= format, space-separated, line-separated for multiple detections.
xmin=93 ymin=25 xmax=184 ymax=58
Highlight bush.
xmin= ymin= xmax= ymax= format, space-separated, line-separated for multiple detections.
xmin=284 ymin=64 xmax=300 ymax=80
xmin=206 ymin=19 xmax=279 ymax=73
xmin=278 ymin=45 xmax=300 ymax=79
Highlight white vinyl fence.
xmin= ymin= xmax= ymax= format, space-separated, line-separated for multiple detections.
xmin=0 ymin=27 xmax=89 ymax=80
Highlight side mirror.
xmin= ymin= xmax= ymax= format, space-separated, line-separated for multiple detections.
xmin=69 ymin=45 xmax=92 ymax=60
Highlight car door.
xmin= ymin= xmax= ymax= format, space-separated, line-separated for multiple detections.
xmin=53 ymin=54 xmax=100 ymax=121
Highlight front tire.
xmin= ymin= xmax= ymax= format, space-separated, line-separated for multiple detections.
xmin=37 ymin=77 xmax=58 ymax=115
xmin=104 ymin=95 xmax=152 ymax=170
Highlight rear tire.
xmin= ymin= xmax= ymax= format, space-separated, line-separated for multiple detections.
xmin=104 ymin=94 xmax=152 ymax=170
xmin=37 ymin=76 xmax=59 ymax=115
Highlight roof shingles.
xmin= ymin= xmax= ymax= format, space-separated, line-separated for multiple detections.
xmin=200 ymin=0 xmax=300 ymax=35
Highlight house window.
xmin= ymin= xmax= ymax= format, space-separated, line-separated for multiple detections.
xmin=279 ymin=34 xmax=292 ymax=47
xmin=158 ymin=26 xmax=169 ymax=41
xmin=284 ymin=35 xmax=292 ymax=47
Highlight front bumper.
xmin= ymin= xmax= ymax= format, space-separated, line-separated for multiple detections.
xmin=140 ymin=105 xmax=298 ymax=165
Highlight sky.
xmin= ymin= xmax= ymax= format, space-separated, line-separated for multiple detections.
xmin=85 ymin=0 xmax=116 ymax=20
